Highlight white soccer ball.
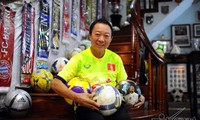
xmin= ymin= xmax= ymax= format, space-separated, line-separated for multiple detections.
xmin=3 ymin=89 xmax=32 ymax=118
xmin=68 ymin=48 xmax=82 ymax=59
xmin=152 ymin=41 xmax=166 ymax=57
xmin=51 ymin=57 xmax=68 ymax=74
xmin=92 ymin=85 xmax=122 ymax=116
xmin=171 ymin=88 xmax=183 ymax=102
xmin=79 ymin=40 xmax=91 ymax=50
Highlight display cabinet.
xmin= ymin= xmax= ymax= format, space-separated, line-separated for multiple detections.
xmin=164 ymin=53 xmax=192 ymax=118
xmin=164 ymin=53 xmax=190 ymax=93
xmin=189 ymin=51 xmax=200 ymax=119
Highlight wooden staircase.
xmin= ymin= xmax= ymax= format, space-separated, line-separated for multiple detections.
xmin=109 ymin=0 xmax=168 ymax=119
xmin=109 ymin=27 xmax=134 ymax=79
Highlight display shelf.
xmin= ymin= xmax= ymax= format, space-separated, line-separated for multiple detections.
xmin=189 ymin=51 xmax=200 ymax=119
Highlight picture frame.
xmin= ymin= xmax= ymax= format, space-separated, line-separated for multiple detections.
xmin=166 ymin=63 xmax=187 ymax=92
xmin=193 ymin=23 xmax=200 ymax=38
xmin=171 ymin=24 xmax=191 ymax=47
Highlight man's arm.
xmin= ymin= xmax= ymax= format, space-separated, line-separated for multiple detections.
xmin=51 ymin=78 xmax=100 ymax=110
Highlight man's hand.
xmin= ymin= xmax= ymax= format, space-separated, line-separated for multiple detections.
xmin=133 ymin=95 xmax=145 ymax=109
xmin=51 ymin=78 xmax=100 ymax=111
xmin=74 ymin=93 xmax=100 ymax=111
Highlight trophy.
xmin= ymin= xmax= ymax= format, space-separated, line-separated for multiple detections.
xmin=109 ymin=0 xmax=122 ymax=28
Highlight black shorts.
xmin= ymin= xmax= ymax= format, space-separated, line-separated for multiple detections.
xmin=75 ymin=105 xmax=131 ymax=120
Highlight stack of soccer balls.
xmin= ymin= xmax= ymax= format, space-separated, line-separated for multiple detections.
xmin=3 ymin=89 xmax=32 ymax=118
xmin=64 ymin=78 xmax=122 ymax=116
xmin=30 ymin=69 xmax=53 ymax=93
xmin=63 ymin=78 xmax=141 ymax=116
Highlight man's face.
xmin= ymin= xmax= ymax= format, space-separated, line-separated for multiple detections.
xmin=89 ymin=23 xmax=112 ymax=52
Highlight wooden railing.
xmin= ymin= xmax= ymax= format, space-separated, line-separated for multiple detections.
xmin=130 ymin=0 xmax=167 ymax=116
xmin=109 ymin=0 xmax=167 ymax=119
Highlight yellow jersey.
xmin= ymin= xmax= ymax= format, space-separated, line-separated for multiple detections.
xmin=57 ymin=48 xmax=127 ymax=87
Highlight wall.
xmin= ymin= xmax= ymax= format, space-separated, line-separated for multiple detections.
xmin=0 ymin=0 xmax=86 ymax=110
xmin=143 ymin=0 xmax=200 ymax=54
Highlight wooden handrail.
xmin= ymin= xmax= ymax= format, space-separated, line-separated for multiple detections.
xmin=130 ymin=0 xmax=164 ymax=64
xmin=128 ymin=0 xmax=167 ymax=116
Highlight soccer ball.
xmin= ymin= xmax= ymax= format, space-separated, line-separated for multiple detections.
xmin=116 ymin=80 xmax=141 ymax=108
xmin=171 ymin=88 xmax=183 ymax=102
xmin=79 ymin=40 xmax=91 ymax=50
xmin=92 ymin=85 xmax=122 ymax=116
xmin=3 ymin=89 xmax=32 ymax=118
xmin=67 ymin=48 xmax=82 ymax=59
xmin=51 ymin=57 xmax=68 ymax=74
xmin=152 ymin=41 xmax=166 ymax=57
xmin=91 ymin=83 xmax=102 ymax=92
xmin=30 ymin=69 xmax=53 ymax=93
xmin=65 ymin=77 xmax=92 ymax=106
xmin=152 ymin=41 xmax=166 ymax=53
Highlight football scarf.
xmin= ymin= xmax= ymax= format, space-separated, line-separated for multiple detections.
xmin=0 ymin=5 xmax=15 ymax=87
xmin=21 ymin=2 xmax=35 ymax=74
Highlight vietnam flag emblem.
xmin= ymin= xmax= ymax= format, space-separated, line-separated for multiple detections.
xmin=107 ymin=64 xmax=115 ymax=71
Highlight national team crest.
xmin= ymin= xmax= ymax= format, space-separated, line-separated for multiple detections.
xmin=107 ymin=64 xmax=115 ymax=71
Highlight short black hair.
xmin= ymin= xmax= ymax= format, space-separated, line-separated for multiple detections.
xmin=89 ymin=18 xmax=113 ymax=36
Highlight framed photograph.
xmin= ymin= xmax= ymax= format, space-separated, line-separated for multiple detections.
xmin=171 ymin=24 xmax=191 ymax=47
xmin=167 ymin=63 xmax=187 ymax=92
xmin=193 ymin=23 xmax=200 ymax=38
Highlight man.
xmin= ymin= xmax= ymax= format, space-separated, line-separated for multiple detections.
xmin=51 ymin=18 xmax=145 ymax=120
